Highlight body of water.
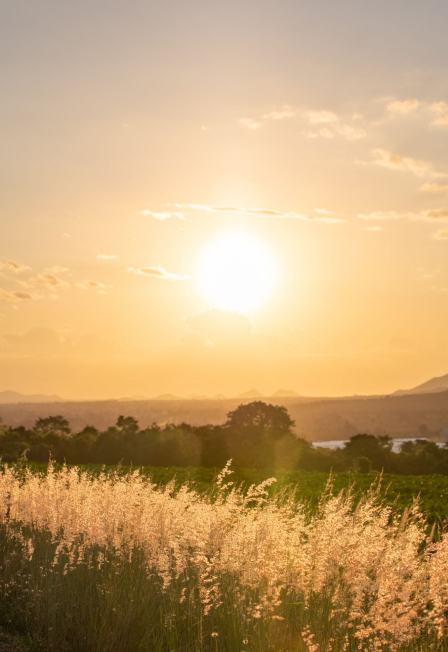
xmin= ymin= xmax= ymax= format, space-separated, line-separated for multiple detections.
xmin=311 ymin=438 xmax=447 ymax=453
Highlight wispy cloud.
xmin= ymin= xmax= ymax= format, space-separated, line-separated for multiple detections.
xmin=262 ymin=106 xmax=297 ymax=120
xmin=305 ymin=111 xmax=366 ymax=140
xmin=425 ymin=209 xmax=448 ymax=220
xmin=371 ymin=148 xmax=441 ymax=177
xmin=14 ymin=291 xmax=33 ymax=300
xmin=358 ymin=211 xmax=409 ymax=221
xmin=307 ymin=110 xmax=338 ymax=124
xmin=358 ymin=209 xmax=448 ymax=222
xmin=335 ymin=124 xmax=366 ymax=140
xmin=434 ymin=230 xmax=448 ymax=240
xmin=140 ymin=210 xmax=186 ymax=220
xmin=45 ymin=266 xmax=69 ymax=273
xmin=239 ymin=105 xmax=296 ymax=130
xmin=0 ymin=289 xmax=15 ymax=301
xmin=239 ymin=105 xmax=365 ymax=140
xmin=0 ymin=288 xmax=34 ymax=301
xmin=420 ymin=182 xmax=448 ymax=193
xmin=387 ymin=99 xmax=421 ymax=114
xmin=27 ymin=272 xmax=68 ymax=287
xmin=183 ymin=204 xmax=344 ymax=223
xmin=383 ymin=98 xmax=448 ymax=127
xmin=239 ymin=118 xmax=263 ymax=130
xmin=127 ymin=266 xmax=190 ymax=281
xmin=75 ymin=280 xmax=106 ymax=290
xmin=97 ymin=255 xmax=118 ymax=260
xmin=4 ymin=260 xmax=31 ymax=273
xmin=429 ymin=101 xmax=448 ymax=126
xmin=306 ymin=128 xmax=334 ymax=139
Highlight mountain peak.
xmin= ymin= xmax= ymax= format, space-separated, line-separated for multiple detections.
xmin=271 ymin=389 xmax=301 ymax=398
xmin=0 ymin=390 xmax=64 ymax=404
xmin=392 ymin=372 xmax=448 ymax=396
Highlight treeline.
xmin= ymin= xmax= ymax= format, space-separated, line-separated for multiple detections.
xmin=1 ymin=401 xmax=448 ymax=474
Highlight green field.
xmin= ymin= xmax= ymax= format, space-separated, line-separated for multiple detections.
xmin=22 ymin=462 xmax=448 ymax=525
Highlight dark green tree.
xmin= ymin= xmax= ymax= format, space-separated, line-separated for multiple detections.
xmin=116 ymin=416 xmax=139 ymax=435
xmin=343 ymin=434 xmax=392 ymax=471
xmin=33 ymin=416 xmax=71 ymax=437
xmin=225 ymin=401 xmax=295 ymax=435
xmin=69 ymin=426 xmax=99 ymax=464
xmin=224 ymin=402 xmax=298 ymax=469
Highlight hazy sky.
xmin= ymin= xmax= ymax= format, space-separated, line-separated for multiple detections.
xmin=1 ymin=0 xmax=448 ymax=399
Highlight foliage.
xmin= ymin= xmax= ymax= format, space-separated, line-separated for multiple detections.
xmin=1 ymin=403 xmax=448 ymax=476
xmin=225 ymin=401 xmax=295 ymax=433
xmin=16 ymin=462 xmax=448 ymax=525
xmin=1 ymin=463 xmax=448 ymax=652
xmin=33 ymin=416 xmax=71 ymax=437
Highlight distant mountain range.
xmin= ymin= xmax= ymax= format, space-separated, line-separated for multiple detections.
xmin=121 ymin=390 xmax=301 ymax=401
xmin=0 ymin=388 xmax=301 ymax=404
xmin=235 ymin=389 xmax=301 ymax=399
xmin=235 ymin=389 xmax=265 ymax=399
xmin=152 ymin=393 xmax=182 ymax=401
xmin=0 ymin=391 xmax=64 ymax=404
xmin=111 ymin=378 xmax=448 ymax=400
xmin=2 ymin=375 xmax=446 ymax=405
xmin=392 ymin=373 xmax=448 ymax=396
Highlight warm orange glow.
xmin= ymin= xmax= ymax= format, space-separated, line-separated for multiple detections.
xmin=197 ymin=233 xmax=276 ymax=312
xmin=1 ymin=1 xmax=448 ymax=399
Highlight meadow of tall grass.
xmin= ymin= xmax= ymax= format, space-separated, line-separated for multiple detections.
xmin=1 ymin=460 xmax=448 ymax=652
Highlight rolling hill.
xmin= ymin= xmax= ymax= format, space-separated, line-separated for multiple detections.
xmin=271 ymin=389 xmax=301 ymax=398
xmin=0 ymin=391 xmax=63 ymax=404
xmin=393 ymin=373 xmax=448 ymax=396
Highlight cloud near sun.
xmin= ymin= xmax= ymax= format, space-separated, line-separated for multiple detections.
xmin=140 ymin=210 xmax=186 ymax=221
xmin=0 ymin=259 xmax=110 ymax=303
xmin=182 ymin=204 xmax=344 ymax=223
xmin=235 ymin=97 xmax=448 ymax=153
xmin=127 ymin=266 xmax=191 ymax=281
xmin=237 ymin=105 xmax=366 ymax=139
xmin=358 ymin=209 xmax=448 ymax=222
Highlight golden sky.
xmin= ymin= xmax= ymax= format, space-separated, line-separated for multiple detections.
xmin=1 ymin=0 xmax=448 ymax=399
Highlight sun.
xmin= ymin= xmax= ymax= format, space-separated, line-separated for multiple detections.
xmin=198 ymin=233 xmax=276 ymax=312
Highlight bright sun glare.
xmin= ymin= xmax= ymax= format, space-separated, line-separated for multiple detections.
xmin=198 ymin=233 xmax=276 ymax=312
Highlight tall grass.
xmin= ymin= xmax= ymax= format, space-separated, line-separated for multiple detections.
xmin=0 ymin=461 xmax=447 ymax=652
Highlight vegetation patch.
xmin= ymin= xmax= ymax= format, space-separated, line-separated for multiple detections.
xmin=1 ymin=462 xmax=448 ymax=651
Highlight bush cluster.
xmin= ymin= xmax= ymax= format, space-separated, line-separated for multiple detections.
xmin=1 ymin=401 xmax=448 ymax=474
